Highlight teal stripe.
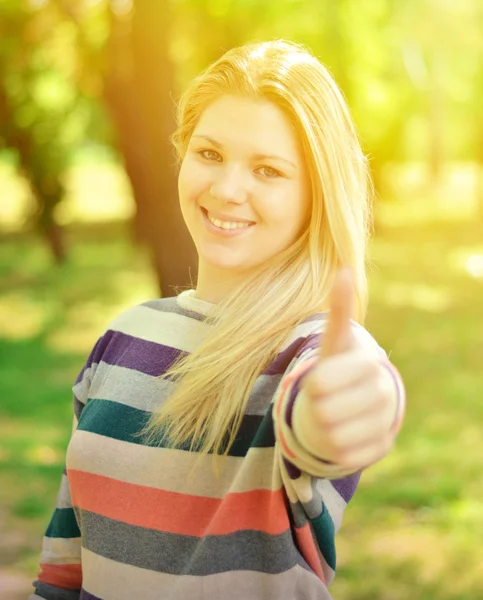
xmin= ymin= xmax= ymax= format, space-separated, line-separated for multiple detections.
xmin=77 ymin=398 xmax=274 ymax=456
xmin=310 ymin=505 xmax=336 ymax=570
xmin=45 ymin=507 xmax=81 ymax=539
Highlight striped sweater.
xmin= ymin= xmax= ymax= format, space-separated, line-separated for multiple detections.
xmin=30 ymin=291 xmax=399 ymax=600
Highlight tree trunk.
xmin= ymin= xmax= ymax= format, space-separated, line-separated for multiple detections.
xmin=103 ymin=0 xmax=197 ymax=297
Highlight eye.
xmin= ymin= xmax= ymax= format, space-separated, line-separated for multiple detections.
xmin=198 ymin=149 xmax=222 ymax=162
xmin=256 ymin=166 xmax=283 ymax=179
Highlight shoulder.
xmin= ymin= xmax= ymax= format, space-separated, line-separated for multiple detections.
xmin=105 ymin=295 xmax=209 ymax=338
xmin=90 ymin=295 xmax=212 ymax=363
xmin=106 ymin=297 xmax=180 ymax=333
xmin=283 ymin=312 xmax=385 ymax=365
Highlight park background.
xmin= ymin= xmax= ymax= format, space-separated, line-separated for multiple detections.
xmin=0 ymin=0 xmax=482 ymax=598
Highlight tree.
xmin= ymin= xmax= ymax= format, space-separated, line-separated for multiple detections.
xmin=0 ymin=2 xmax=74 ymax=263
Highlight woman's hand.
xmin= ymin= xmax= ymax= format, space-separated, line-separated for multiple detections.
xmin=294 ymin=269 xmax=402 ymax=469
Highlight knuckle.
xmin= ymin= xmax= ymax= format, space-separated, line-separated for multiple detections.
xmin=324 ymin=429 xmax=345 ymax=453
xmin=305 ymin=366 xmax=327 ymax=397
xmin=316 ymin=404 xmax=336 ymax=427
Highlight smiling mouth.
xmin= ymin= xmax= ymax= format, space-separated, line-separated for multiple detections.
xmin=201 ymin=207 xmax=255 ymax=230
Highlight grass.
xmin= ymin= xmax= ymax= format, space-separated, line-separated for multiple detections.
xmin=1 ymin=165 xmax=483 ymax=598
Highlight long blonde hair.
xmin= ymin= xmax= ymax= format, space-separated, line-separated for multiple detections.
xmin=142 ymin=40 xmax=372 ymax=456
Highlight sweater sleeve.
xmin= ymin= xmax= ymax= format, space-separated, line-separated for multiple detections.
xmin=273 ymin=323 xmax=405 ymax=479
xmin=29 ymin=337 xmax=105 ymax=600
xmin=272 ymin=323 xmax=405 ymax=585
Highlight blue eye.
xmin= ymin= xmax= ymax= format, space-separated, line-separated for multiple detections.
xmin=199 ymin=149 xmax=222 ymax=162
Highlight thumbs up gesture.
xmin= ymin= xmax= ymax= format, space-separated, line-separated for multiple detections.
xmin=294 ymin=268 xmax=402 ymax=469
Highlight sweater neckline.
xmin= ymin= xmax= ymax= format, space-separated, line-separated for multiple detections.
xmin=176 ymin=289 xmax=215 ymax=317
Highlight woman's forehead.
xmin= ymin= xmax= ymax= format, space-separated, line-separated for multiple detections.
xmin=192 ymin=95 xmax=302 ymax=160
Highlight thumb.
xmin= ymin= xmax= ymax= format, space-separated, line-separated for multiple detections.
xmin=320 ymin=267 xmax=357 ymax=359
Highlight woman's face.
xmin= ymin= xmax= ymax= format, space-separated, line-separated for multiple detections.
xmin=178 ymin=95 xmax=311 ymax=278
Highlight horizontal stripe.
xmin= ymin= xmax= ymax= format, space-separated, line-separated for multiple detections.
xmin=293 ymin=521 xmax=325 ymax=581
xmin=80 ymin=547 xmax=330 ymax=600
xmin=76 ymin=398 xmax=274 ymax=455
xmin=281 ymin=318 xmax=326 ymax=351
xmin=310 ymin=506 xmax=336 ymax=570
xmin=329 ymin=471 xmax=361 ymax=504
xmin=98 ymin=330 xmax=183 ymax=377
xmin=76 ymin=314 xmax=328 ymax=389
xmin=144 ymin=296 xmax=205 ymax=320
xmin=108 ymin=304 xmax=212 ymax=352
xmin=80 ymin=511 xmax=306 ymax=577
xmin=38 ymin=563 xmax=82 ymax=589
xmin=314 ymin=478 xmax=350 ymax=531
xmin=85 ymin=329 xmax=326 ymax=384
xmin=80 ymin=591 xmax=101 ymax=600
xmin=68 ymin=469 xmax=290 ymax=536
xmin=31 ymin=581 xmax=81 ymax=600
xmin=40 ymin=536 xmax=81 ymax=564
xmin=45 ymin=508 xmax=80 ymax=539
xmin=81 ymin=330 xmax=323 ymax=383
xmin=67 ymin=430 xmax=279 ymax=497
xmin=77 ymin=361 xmax=281 ymax=417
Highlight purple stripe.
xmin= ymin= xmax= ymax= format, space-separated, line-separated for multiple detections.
xmin=103 ymin=332 xmax=183 ymax=377
xmin=80 ymin=590 xmax=103 ymax=600
xmin=77 ymin=330 xmax=183 ymax=378
xmin=284 ymin=377 xmax=303 ymax=429
xmin=331 ymin=471 xmax=362 ymax=503
xmin=380 ymin=360 xmax=403 ymax=428
xmin=75 ymin=331 xmax=116 ymax=384
xmin=77 ymin=331 xmax=322 ymax=382
xmin=264 ymin=334 xmax=319 ymax=376
xmin=283 ymin=456 xmax=302 ymax=479
xmin=294 ymin=334 xmax=320 ymax=358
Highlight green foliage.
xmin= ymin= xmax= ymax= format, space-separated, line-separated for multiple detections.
xmin=1 ymin=186 xmax=482 ymax=597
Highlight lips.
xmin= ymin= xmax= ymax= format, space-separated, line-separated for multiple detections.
xmin=201 ymin=206 xmax=255 ymax=225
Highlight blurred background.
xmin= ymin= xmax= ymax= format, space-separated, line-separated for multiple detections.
xmin=0 ymin=0 xmax=482 ymax=598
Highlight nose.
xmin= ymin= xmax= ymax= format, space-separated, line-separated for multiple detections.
xmin=209 ymin=165 xmax=249 ymax=205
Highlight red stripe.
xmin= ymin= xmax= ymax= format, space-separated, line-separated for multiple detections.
xmin=68 ymin=469 xmax=290 ymax=537
xmin=38 ymin=563 xmax=82 ymax=589
xmin=278 ymin=427 xmax=298 ymax=460
xmin=293 ymin=523 xmax=325 ymax=582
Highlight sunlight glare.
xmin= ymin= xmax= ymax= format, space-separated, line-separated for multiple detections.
xmin=382 ymin=282 xmax=452 ymax=312
xmin=465 ymin=255 xmax=483 ymax=278
xmin=0 ymin=294 xmax=47 ymax=340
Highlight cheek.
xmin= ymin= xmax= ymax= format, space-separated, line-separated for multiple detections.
xmin=261 ymin=186 xmax=309 ymax=231
xmin=178 ymin=160 xmax=210 ymax=205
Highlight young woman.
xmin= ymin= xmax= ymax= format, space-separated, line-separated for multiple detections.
xmin=30 ymin=40 xmax=405 ymax=600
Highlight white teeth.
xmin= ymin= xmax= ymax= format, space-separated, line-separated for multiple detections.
xmin=206 ymin=211 xmax=252 ymax=230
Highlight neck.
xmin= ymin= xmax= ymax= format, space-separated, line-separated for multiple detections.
xmin=194 ymin=261 xmax=249 ymax=304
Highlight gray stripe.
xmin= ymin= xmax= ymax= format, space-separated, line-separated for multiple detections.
xmin=289 ymin=477 xmax=347 ymax=529
xmin=143 ymin=297 xmax=207 ymax=322
xmin=289 ymin=500 xmax=309 ymax=528
xmin=81 ymin=510 xmax=308 ymax=577
xmin=304 ymin=478 xmax=324 ymax=519
xmin=83 ymin=362 xmax=282 ymax=417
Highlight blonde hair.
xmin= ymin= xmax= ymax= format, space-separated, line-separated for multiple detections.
xmin=142 ymin=40 xmax=372 ymax=457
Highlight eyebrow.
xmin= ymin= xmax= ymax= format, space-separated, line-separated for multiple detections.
xmin=191 ymin=134 xmax=298 ymax=170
